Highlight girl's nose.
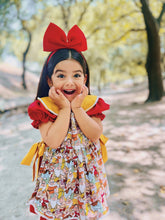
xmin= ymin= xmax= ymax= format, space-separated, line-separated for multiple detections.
xmin=65 ymin=77 xmax=74 ymax=86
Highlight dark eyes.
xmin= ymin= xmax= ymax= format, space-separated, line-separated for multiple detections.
xmin=74 ymin=73 xmax=82 ymax=78
xmin=57 ymin=74 xmax=65 ymax=78
xmin=56 ymin=73 xmax=82 ymax=78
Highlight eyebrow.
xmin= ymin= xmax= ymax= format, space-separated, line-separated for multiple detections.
xmin=54 ymin=69 xmax=65 ymax=74
xmin=73 ymin=70 xmax=83 ymax=73
xmin=54 ymin=69 xmax=83 ymax=74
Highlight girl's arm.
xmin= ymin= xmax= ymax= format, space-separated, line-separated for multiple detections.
xmin=72 ymin=108 xmax=103 ymax=142
xmin=71 ymin=86 xmax=103 ymax=142
xmin=39 ymin=88 xmax=71 ymax=149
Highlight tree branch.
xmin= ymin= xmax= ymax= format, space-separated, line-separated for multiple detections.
xmin=111 ymin=28 xmax=145 ymax=44
xmin=59 ymin=0 xmax=72 ymax=31
xmin=157 ymin=3 xmax=165 ymax=26
xmin=77 ymin=0 xmax=94 ymax=26
xmin=60 ymin=4 xmax=68 ymax=30
xmin=86 ymin=26 xmax=105 ymax=39
xmin=87 ymin=25 xmax=145 ymax=42
xmin=113 ymin=10 xmax=140 ymax=23
xmin=132 ymin=0 xmax=141 ymax=9
xmin=140 ymin=0 xmax=156 ymax=29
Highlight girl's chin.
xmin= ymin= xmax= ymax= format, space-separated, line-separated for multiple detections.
xmin=63 ymin=94 xmax=76 ymax=102
xmin=62 ymin=90 xmax=82 ymax=101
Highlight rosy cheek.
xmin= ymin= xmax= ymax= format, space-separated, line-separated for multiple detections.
xmin=77 ymin=86 xmax=83 ymax=94
xmin=53 ymin=84 xmax=61 ymax=90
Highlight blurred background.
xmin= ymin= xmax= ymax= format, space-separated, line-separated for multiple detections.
xmin=0 ymin=0 xmax=165 ymax=219
xmin=0 ymin=0 xmax=165 ymax=100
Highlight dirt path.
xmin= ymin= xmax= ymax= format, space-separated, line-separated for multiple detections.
xmin=103 ymin=88 xmax=165 ymax=220
xmin=0 ymin=86 xmax=165 ymax=220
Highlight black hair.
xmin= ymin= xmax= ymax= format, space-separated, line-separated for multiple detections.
xmin=35 ymin=49 xmax=90 ymax=99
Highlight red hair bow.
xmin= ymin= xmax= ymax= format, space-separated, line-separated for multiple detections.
xmin=43 ymin=23 xmax=87 ymax=52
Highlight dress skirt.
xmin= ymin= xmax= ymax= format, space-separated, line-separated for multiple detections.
xmin=28 ymin=113 xmax=110 ymax=219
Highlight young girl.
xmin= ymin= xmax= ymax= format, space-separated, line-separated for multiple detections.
xmin=21 ymin=23 xmax=110 ymax=220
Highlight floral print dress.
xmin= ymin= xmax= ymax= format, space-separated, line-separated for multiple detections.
xmin=24 ymin=96 xmax=110 ymax=220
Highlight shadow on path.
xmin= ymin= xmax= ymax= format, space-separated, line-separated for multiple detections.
xmin=0 ymin=87 xmax=165 ymax=220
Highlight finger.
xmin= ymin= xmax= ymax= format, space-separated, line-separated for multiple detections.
xmin=57 ymin=90 xmax=69 ymax=102
xmin=49 ymin=87 xmax=53 ymax=97
xmin=79 ymin=86 xmax=85 ymax=94
xmin=77 ymin=87 xmax=82 ymax=94
xmin=56 ymin=89 xmax=65 ymax=98
xmin=49 ymin=87 xmax=59 ymax=99
xmin=50 ymin=86 xmax=55 ymax=93
xmin=51 ymin=89 xmax=58 ymax=97
xmin=82 ymin=85 xmax=88 ymax=96
xmin=84 ymin=85 xmax=88 ymax=91
xmin=56 ymin=89 xmax=62 ymax=95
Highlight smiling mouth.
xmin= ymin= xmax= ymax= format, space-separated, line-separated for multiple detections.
xmin=63 ymin=90 xmax=76 ymax=95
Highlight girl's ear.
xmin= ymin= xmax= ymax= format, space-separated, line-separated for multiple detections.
xmin=47 ymin=77 xmax=53 ymax=87
xmin=84 ymin=74 xmax=87 ymax=84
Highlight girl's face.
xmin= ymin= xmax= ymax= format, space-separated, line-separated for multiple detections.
xmin=49 ymin=59 xmax=87 ymax=102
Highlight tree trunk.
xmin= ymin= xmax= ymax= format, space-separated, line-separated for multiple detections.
xmin=140 ymin=0 xmax=164 ymax=102
xmin=145 ymin=23 xmax=163 ymax=101
xmin=22 ymin=28 xmax=32 ymax=89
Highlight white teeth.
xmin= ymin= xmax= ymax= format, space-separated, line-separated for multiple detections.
xmin=64 ymin=90 xmax=75 ymax=94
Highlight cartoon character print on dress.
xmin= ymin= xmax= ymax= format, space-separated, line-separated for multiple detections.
xmin=28 ymin=112 xmax=110 ymax=219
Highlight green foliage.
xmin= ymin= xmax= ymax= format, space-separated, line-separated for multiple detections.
xmin=0 ymin=0 xmax=165 ymax=87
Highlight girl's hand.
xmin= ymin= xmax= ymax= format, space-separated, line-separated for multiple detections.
xmin=49 ymin=87 xmax=70 ymax=110
xmin=71 ymin=85 xmax=88 ymax=110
